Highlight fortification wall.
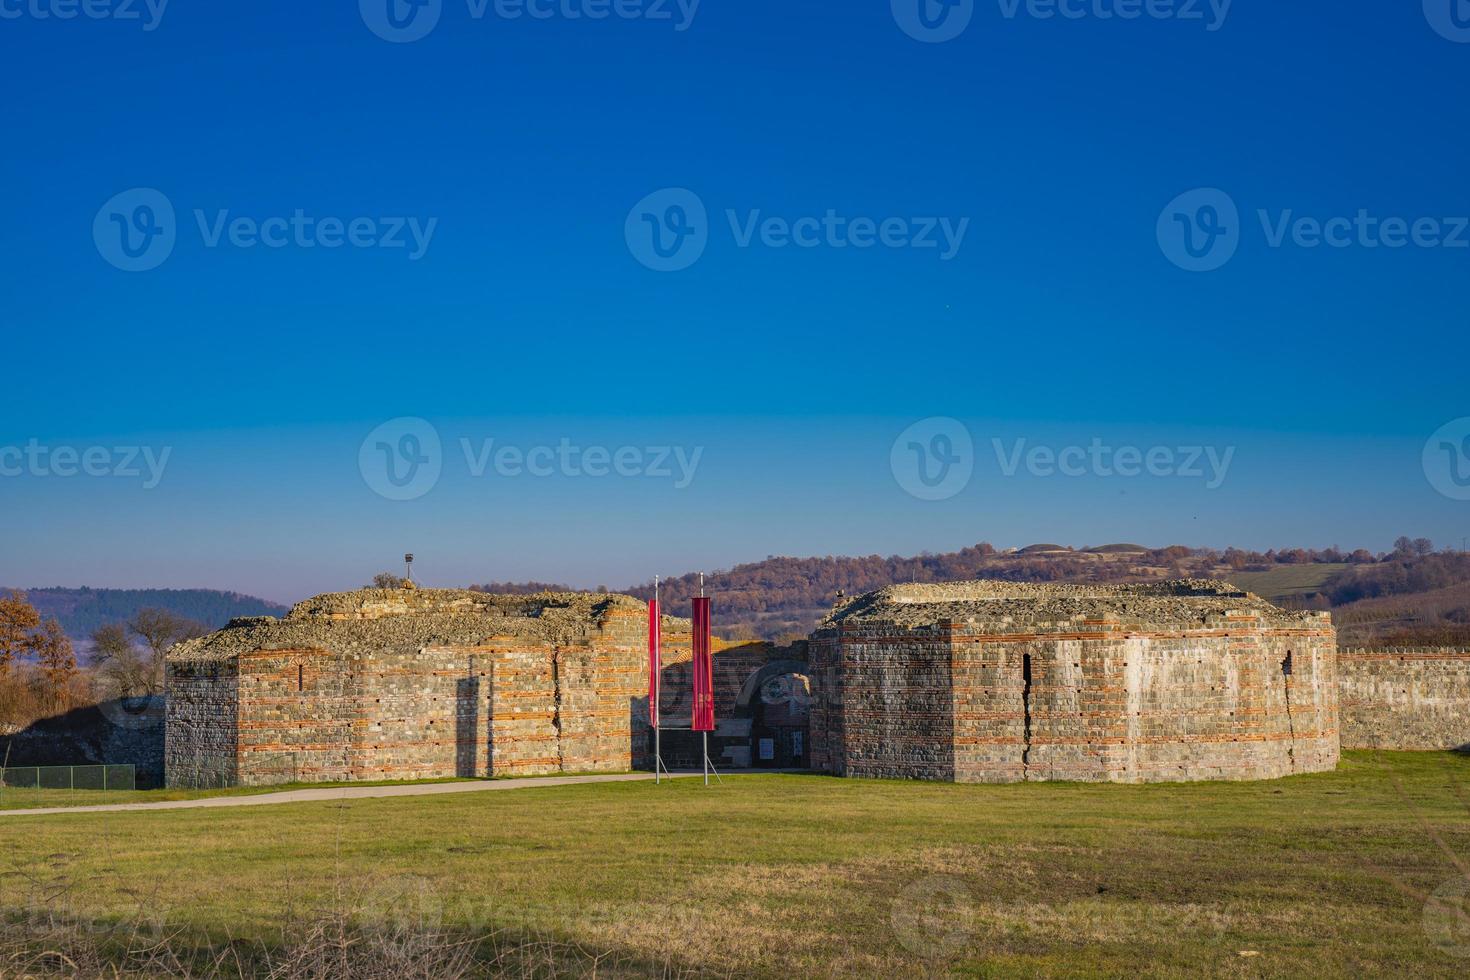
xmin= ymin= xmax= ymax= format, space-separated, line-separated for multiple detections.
xmin=1338 ymin=649 xmax=1470 ymax=750
xmin=809 ymin=626 xmax=955 ymax=780
xmin=811 ymin=582 xmax=1339 ymax=784
xmin=164 ymin=661 xmax=239 ymax=787
xmin=165 ymin=591 xmax=681 ymax=787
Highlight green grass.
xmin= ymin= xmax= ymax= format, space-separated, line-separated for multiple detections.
xmin=1228 ymin=564 xmax=1350 ymax=600
xmin=2 ymin=752 xmax=1469 ymax=977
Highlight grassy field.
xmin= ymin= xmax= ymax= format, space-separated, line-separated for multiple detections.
xmin=1227 ymin=564 xmax=1350 ymax=600
xmin=3 ymin=752 xmax=1469 ymax=977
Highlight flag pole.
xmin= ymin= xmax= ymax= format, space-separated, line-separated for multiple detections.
xmin=654 ymin=575 xmax=661 ymax=785
xmin=701 ymin=572 xmax=709 ymax=787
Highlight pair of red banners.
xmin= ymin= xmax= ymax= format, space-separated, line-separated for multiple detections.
xmin=648 ymin=597 xmax=714 ymax=732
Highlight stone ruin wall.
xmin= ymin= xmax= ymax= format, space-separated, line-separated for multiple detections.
xmin=1338 ymin=649 xmax=1470 ymax=751
xmin=812 ymin=602 xmax=1339 ymax=784
xmin=166 ymin=595 xmax=698 ymax=787
xmin=164 ymin=662 xmax=239 ymax=786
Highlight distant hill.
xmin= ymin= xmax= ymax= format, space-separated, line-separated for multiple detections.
xmin=474 ymin=542 xmax=1470 ymax=647
xmin=475 ymin=542 xmax=1217 ymax=641
xmin=8 ymin=587 xmax=289 ymax=645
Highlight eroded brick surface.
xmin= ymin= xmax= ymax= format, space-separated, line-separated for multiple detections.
xmin=165 ymin=589 xmax=691 ymax=786
xmin=810 ymin=581 xmax=1339 ymax=783
xmin=1339 ymin=649 xmax=1470 ymax=750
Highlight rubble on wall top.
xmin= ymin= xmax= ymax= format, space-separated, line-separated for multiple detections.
xmin=818 ymin=579 xmax=1331 ymax=632
xmin=169 ymin=588 xmax=669 ymax=664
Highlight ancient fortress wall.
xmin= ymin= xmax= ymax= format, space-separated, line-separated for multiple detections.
xmin=162 ymin=662 xmax=240 ymax=786
xmin=811 ymin=581 xmax=1339 ymax=784
xmin=165 ymin=589 xmax=693 ymax=787
xmin=1338 ymin=649 xmax=1470 ymax=750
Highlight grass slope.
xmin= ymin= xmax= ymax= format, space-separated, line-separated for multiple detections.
xmin=1227 ymin=564 xmax=1350 ymax=600
xmin=3 ymin=752 xmax=1469 ymax=977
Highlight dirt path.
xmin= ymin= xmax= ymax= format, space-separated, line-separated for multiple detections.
xmin=0 ymin=771 xmax=710 ymax=817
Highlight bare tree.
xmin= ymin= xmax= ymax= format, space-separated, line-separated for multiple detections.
xmin=369 ymin=572 xmax=407 ymax=589
xmin=91 ymin=623 xmax=150 ymax=697
xmin=119 ymin=614 xmax=208 ymax=696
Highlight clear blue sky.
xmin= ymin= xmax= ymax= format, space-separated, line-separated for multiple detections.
xmin=2 ymin=2 xmax=1468 ymax=603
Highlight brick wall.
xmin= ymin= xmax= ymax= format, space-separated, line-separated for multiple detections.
xmin=812 ymin=619 xmax=1339 ymax=783
xmin=164 ymin=661 xmax=239 ymax=787
xmin=1338 ymin=649 xmax=1470 ymax=750
xmin=166 ymin=596 xmax=684 ymax=786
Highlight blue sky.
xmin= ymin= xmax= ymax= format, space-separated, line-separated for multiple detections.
xmin=2 ymin=2 xmax=1468 ymax=603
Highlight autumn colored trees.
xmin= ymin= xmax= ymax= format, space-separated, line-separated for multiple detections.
xmin=0 ymin=590 xmax=79 ymax=729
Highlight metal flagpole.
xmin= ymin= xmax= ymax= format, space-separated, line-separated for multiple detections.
xmin=700 ymin=572 xmax=709 ymax=787
xmin=654 ymin=575 xmax=661 ymax=785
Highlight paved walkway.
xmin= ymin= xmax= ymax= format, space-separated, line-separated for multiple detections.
xmin=0 ymin=771 xmax=714 ymax=817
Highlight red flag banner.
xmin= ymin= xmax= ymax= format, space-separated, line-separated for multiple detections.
xmin=692 ymin=596 xmax=714 ymax=732
xmin=648 ymin=599 xmax=661 ymax=728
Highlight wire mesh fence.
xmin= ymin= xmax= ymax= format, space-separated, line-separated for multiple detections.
xmin=0 ymin=764 xmax=137 ymax=797
xmin=167 ymin=753 xmax=302 ymax=789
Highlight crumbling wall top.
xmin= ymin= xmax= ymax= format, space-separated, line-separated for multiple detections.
xmin=818 ymin=579 xmax=1331 ymax=632
xmin=169 ymin=588 xmax=664 ymax=664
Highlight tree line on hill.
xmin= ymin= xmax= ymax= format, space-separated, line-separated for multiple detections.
xmin=0 ymin=590 xmax=208 ymax=734
xmin=15 ymin=587 xmax=286 ymax=644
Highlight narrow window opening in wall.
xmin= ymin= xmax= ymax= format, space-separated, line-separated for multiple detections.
xmin=1021 ymin=654 xmax=1034 ymax=777
xmin=297 ymin=665 xmax=303 ymax=692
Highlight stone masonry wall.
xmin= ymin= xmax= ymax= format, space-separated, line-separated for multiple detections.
xmin=164 ymin=661 xmax=239 ymax=787
xmin=811 ymin=586 xmax=1339 ymax=784
xmin=168 ymin=599 xmax=685 ymax=786
xmin=1338 ymin=649 xmax=1470 ymax=750
xmin=809 ymin=626 xmax=954 ymax=780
